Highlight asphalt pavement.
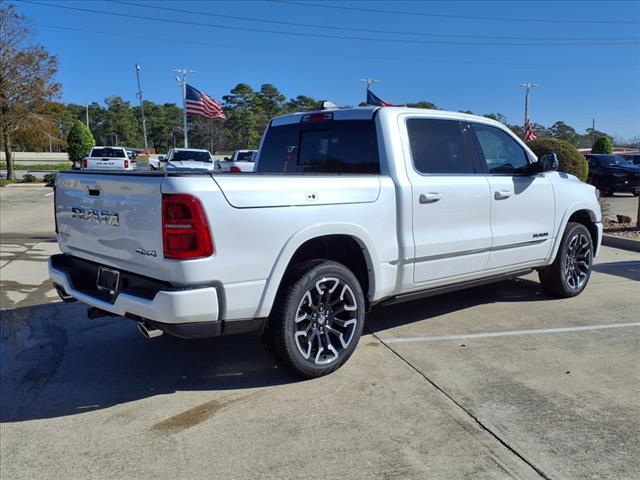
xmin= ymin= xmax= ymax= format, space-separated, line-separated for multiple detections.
xmin=1 ymin=186 xmax=639 ymax=479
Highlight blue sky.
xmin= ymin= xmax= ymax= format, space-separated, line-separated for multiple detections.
xmin=15 ymin=0 xmax=640 ymax=139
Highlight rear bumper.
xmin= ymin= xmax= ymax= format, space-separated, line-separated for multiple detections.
xmin=49 ymin=255 xmax=220 ymax=325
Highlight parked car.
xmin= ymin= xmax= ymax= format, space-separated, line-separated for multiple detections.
xmin=164 ymin=148 xmax=216 ymax=171
xmin=50 ymin=107 xmax=602 ymax=378
xmin=82 ymin=146 xmax=136 ymax=171
xmin=216 ymin=149 xmax=257 ymax=172
xmin=621 ymin=153 xmax=640 ymax=166
xmin=585 ymin=154 xmax=640 ymax=196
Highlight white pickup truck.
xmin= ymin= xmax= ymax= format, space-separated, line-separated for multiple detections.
xmin=50 ymin=107 xmax=602 ymax=378
xmin=215 ymin=149 xmax=257 ymax=172
xmin=82 ymin=146 xmax=136 ymax=171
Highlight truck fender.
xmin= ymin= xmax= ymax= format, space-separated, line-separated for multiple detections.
xmin=254 ymin=222 xmax=383 ymax=319
xmin=545 ymin=202 xmax=601 ymax=264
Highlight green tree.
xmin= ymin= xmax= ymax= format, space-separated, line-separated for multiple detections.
xmin=286 ymin=95 xmax=322 ymax=112
xmin=144 ymin=102 xmax=182 ymax=152
xmin=223 ymin=84 xmax=261 ymax=149
xmin=0 ymin=3 xmax=60 ymax=178
xmin=104 ymin=96 xmax=139 ymax=146
xmin=549 ymin=121 xmax=578 ymax=144
xmin=66 ymin=120 xmax=95 ymax=161
xmin=483 ymin=113 xmax=507 ymax=124
xmin=256 ymin=84 xmax=286 ymax=120
xmin=591 ymin=136 xmax=613 ymax=154
xmin=527 ymin=138 xmax=589 ymax=182
xmin=408 ymin=101 xmax=438 ymax=109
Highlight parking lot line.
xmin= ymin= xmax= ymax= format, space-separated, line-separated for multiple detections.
xmin=384 ymin=321 xmax=640 ymax=344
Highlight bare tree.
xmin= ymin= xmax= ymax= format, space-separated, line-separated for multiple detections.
xmin=0 ymin=2 xmax=60 ymax=179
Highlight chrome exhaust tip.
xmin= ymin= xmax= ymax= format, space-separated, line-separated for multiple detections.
xmin=54 ymin=283 xmax=77 ymax=303
xmin=137 ymin=322 xmax=163 ymax=339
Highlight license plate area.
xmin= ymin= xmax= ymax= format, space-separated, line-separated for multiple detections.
xmin=97 ymin=267 xmax=120 ymax=294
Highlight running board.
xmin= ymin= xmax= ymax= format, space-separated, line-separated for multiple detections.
xmin=380 ymin=269 xmax=534 ymax=307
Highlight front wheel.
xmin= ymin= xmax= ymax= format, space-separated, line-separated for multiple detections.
xmin=267 ymin=260 xmax=365 ymax=378
xmin=539 ymin=222 xmax=593 ymax=298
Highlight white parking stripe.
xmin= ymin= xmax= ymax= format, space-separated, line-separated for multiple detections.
xmin=384 ymin=322 xmax=640 ymax=344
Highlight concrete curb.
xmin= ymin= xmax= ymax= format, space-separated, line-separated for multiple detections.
xmin=2 ymin=183 xmax=48 ymax=188
xmin=602 ymin=233 xmax=640 ymax=253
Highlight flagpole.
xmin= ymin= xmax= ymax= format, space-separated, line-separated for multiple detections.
xmin=520 ymin=82 xmax=538 ymax=125
xmin=360 ymin=78 xmax=379 ymax=104
xmin=174 ymin=68 xmax=196 ymax=148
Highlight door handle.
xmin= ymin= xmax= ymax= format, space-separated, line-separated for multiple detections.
xmin=419 ymin=193 xmax=443 ymax=204
xmin=494 ymin=190 xmax=513 ymax=200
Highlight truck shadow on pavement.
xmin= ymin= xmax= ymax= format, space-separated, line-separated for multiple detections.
xmin=592 ymin=260 xmax=640 ymax=282
xmin=0 ymin=268 xmax=626 ymax=423
xmin=0 ymin=302 xmax=293 ymax=423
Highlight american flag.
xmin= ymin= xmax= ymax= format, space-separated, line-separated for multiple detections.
xmin=186 ymin=84 xmax=225 ymax=119
xmin=524 ymin=116 xmax=537 ymax=142
xmin=366 ymin=89 xmax=400 ymax=107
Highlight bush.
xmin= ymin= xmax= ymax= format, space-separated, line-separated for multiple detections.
xmin=21 ymin=174 xmax=37 ymax=183
xmin=591 ymin=136 xmax=613 ymax=154
xmin=43 ymin=173 xmax=57 ymax=186
xmin=527 ymin=138 xmax=589 ymax=182
xmin=66 ymin=120 xmax=95 ymax=162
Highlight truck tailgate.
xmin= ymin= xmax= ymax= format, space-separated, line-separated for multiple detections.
xmin=55 ymin=172 xmax=166 ymax=278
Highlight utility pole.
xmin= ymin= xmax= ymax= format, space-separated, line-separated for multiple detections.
xmin=173 ymin=68 xmax=195 ymax=148
xmin=135 ymin=64 xmax=149 ymax=154
xmin=360 ymin=78 xmax=379 ymax=104
xmin=519 ymin=83 xmax=539 ymax=125
xmin=85 ymin=102 xmax=90 ymax=130
xmin=591 ymin=118 xmax=595 ymax=146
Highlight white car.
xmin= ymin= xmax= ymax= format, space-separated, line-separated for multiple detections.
xmin=82 ymin=146 xmax=136 ymax=170
xmin=164 ymin=148 xmax=216 ymax=171
xmin=216 ymin=149 xmax=257 ymax=172
xmin=50 ymin=107 xmax=601 ymax=378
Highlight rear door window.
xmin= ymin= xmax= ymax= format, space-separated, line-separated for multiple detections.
xmin=257 ymin=120 xmax=379 ymax=174
xmin=406 ymin=119 xmax=478 ymax=174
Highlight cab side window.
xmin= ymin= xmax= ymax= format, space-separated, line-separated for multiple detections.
xmin=407 ymin=119 xmax=477 ymax=174
xmin=472 ymin=124 xmax=529 ymax=174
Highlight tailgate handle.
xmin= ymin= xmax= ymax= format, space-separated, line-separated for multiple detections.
xmin=88 ymin=188 xmax=101 ymax=196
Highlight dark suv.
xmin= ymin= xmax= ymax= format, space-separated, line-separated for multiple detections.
xmin=585 ymin=154 xmax=640 ymax=196
xmin=622 ymin=153 xmax=640 ymax=166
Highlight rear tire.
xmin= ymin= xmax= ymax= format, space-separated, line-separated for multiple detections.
xmin=267 ymin=260 xmax=365 ymax=378
xmin=538 ymin=222 xmax=593 ymax=298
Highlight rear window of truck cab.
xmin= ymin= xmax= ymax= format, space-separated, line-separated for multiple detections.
xmin=90 ymin=148 xmax=126 ymax=158
xmin=257 ymin=119 xmax=380 ymax=174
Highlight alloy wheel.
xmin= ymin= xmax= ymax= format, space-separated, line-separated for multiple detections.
xmin=293 ymin=276 xmax=359 ymax=365
xmin=564 ymin=233 xmax=592 ymax=290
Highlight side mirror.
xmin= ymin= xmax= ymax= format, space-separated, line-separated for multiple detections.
xmin=531 ymin=152 xmax=558 ymax=174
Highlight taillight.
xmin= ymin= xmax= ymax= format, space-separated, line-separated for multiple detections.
xmin=82 ymin=159 xmax=87 ymax=169
xmin=229 ymin=166 xmax=241 ymax=173
xmin=124 ymin=159 xmax=129 ymax=169
xmin=162 ymin=194 xmax=213 ymax=259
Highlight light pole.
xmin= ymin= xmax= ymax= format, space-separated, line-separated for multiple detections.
xmin=85 ymin=102 xmax=90 ymax=130
xmin=135 ymin=64 xmax=149 ymax=154
xmin=360 ymin=78 xmax=379 ymax=104
xmin=520 ymin=83 xmax=539 ymax=126
xmin=173 ymin=68 xmax=195 ymax=148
